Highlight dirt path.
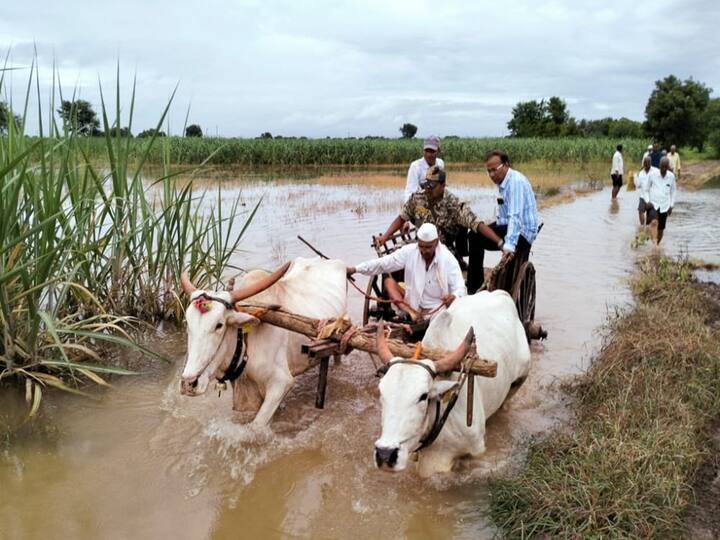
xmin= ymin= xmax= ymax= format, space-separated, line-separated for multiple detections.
xmin=681 ymin=159 xmax=720 ymax=188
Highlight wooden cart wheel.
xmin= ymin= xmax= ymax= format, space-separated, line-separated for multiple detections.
xmin=362 ymin=274 xmax=387 ymax=326
xmin=511 ymin=261 xmax=536 ymax=325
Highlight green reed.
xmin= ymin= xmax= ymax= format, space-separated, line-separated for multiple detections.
xmin=0 ymin=63 xmax=256 ymax=413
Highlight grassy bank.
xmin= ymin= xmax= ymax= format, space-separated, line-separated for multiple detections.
xmin=490 ymin=254 xmax=720 ymax=537
xmin=1 ymin=69 xmax=254 ymax=413
xmin=70 ymin=136 xmax=648 ymax=167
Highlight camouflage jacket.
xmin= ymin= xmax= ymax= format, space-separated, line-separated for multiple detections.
xmin=400 ymin=190 xmax=482 ymax=240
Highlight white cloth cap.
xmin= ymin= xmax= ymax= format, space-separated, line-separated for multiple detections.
xmin=417 ymin=223 xmax=438 ymax=242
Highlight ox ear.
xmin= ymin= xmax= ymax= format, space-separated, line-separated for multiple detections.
xmin=429 ymin=380 xmax=459 ymax=400
xmin=226 ymin=312 xmax=261 ymax=329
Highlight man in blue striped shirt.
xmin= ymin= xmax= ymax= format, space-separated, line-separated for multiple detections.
xmin=467 ymin=150 xmax=539 ymax=293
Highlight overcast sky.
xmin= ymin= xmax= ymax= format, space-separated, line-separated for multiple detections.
xmin=2 ymin=0 xmax=719 ymax=138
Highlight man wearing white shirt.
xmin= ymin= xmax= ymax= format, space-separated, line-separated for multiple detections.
xmin=643 ymin=157 xmax=676 ymax=244
xmin=610 ymin=144 xmax=624 ymax=199
xmin=634 ymin=156 xmax=659 ymax=226
xmin=347 ymin=223 xmax=465 ymax=322
xmin=404 ymin=136 xmax=445 ymax=202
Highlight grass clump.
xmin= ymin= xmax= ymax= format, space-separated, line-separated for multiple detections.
xmin=490 ymin=253 xmax=720 ymax=537
xmin=1 ymin=62 xmax=256 ymax=413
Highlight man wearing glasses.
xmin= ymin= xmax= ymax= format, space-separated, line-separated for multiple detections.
xmin=467 ymin=150 xmax=539 ymax=293
xmin=374 ymin=166 xmax=504 ymax=295
xmin=404 ymin=135 xmax=445 ymax=202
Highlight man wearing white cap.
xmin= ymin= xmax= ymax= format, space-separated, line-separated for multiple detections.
xmin=642 ymin=144 xmax=653 ymax=164
xmin=404 ymin=135 xmax=445 ymax=202
xmin=347 ymin=223 xmax=465 ymax=321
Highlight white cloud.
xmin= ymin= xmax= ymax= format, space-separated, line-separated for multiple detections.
xmin=1 ymin=0 xmax=719 ymax=137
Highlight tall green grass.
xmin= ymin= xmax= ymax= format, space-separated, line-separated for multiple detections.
xmin=74 ymin=136 xmax=648 ymax=167
xmin=0 ymin=63 xmax=256 ymax=413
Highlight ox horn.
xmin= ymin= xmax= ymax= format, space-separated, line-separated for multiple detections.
xmin=180 ymin=271 xmax=198 ymax=295
xmin=375 ymin=321 xmax=394 ymax=364
xmin=229 ymin=261 xmax=292 ymax=304
xmin=433 ymin=327 xmax=475 ymax=373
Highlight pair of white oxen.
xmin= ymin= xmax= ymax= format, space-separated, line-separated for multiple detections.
xmin=180 ymin=257 xmax=530 ymax=477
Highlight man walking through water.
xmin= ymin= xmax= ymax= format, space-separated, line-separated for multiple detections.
xmin=634 ymin=156 xmax=658 ymax=226
xmin=644 ymin=156 xmax=676 ymax=244
xmin=611 ymin=144 xmax=624 ymax=199
xmin=467 ymin=150 xmax=539 ymax=294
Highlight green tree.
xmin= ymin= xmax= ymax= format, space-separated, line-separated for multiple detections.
xmin=705 ymin=98 xmax=720 ymax=158
xmin=0 ymin=101 xmax=22 ymax=134
xmin=545 ymin=97 xmax=570 ymax=136
xmin=185 ymin=124 xmax=203 ymax=137
xmin=57 ymin=99 xmax=101 ymax=135
xmin=259 ymin=132 xmax=273 ymax=139
xmin=507 ymin=100 xmax=546 ymax=137
xmin=399 ymin=123 xmax=418 ymax=139
xmin=137 ymin=128 xmax=166 ymax=138
xmin=644 ymin=75 xmax=711 ymax=149
xmin=608 ymin=117 xmax=644 ymax=138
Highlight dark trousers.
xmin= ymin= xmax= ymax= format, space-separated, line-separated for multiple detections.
xmin=444 ymin=227 xmax=469 ymax=269
xmin=466 ymin=223 xmax=531 ymax=294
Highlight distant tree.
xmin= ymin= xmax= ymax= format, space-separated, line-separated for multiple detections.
xmin=108 ymin=126 xmax=133 ymax=138
xmin=185 ymin=124 xmax=203 ymax=137
xmin=507 ymin=100 xmax=548 ymax=137
xmin=0 ymin=101 xmax=22 ymax=134
xmin=545 ymin=97 xmax=571 ymax=136
xmin=608 ymin=117 xmax=644 ymax=139
xmin=644 ymin=75 xmax=711 ymax=149
xmin=137 ymin=128 xmax=166 ymax=138
xmin=259 ymin=132 xmax=273 ymax=139
xmin=399 ymin=123 xmax=418 ymax=139
xmin=705 ymin=98 xmax=720 ymax=158
xmin=57 ymin=100 xmax=101 ymax=135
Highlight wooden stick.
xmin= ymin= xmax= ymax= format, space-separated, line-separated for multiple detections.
xmin=235 ymin=303 xmax=497 ymax=378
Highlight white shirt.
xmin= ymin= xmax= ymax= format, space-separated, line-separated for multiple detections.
xmin=611 ymin=150 xmax=623 ymax=175
xmin=634 ymin=166 xmax=660 ymax=199
xmin=355 ymin=243 xmax=465 ymax=312
xmin=404 ymin=157 xmax=445 ymax=202
xmin=645 ymin=170 xmax=676 ymax=213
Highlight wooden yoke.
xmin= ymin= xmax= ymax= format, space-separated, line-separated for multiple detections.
xmin=235 ymin=303 xmax=497 ymax=378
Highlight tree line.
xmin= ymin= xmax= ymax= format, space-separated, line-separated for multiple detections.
xmin=2 ymin=74 xmax=719 ymax=155
xmin=508 ymin=75 xmax=719 ymax=152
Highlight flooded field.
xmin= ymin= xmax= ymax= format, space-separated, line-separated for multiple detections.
xmin=1 ymin=171 xmax=718 ymax=539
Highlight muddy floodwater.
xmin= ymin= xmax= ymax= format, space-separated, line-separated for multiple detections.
xmin=2 ymin=171 xmax=718 ymax=539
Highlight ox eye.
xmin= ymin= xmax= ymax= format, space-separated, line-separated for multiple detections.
xmin=418 ymin=393 xmax=428 ymax=402
xmin=215 ymin=323 xmax=223 ymax=331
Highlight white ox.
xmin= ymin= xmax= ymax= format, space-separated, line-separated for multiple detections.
xmin=374 ymin=290 xmax=530 ymax=476
xmin=179 ymin=257 xmax=347 ymax=425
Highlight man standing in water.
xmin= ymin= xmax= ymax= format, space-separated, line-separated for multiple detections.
xmin=347 ymin=223 xmax=465 ymax=321
xmin=404 ymin=136 xmax=444 ymax=202
xmin=634 ymin=156 xmax=659 ymax=226
xmin=667 ymin=145 xmax=681 ymax=180
xmin=644 ymin=157 xmax=676 ymax=244
xmin=467 ymin=150 xmax=539 ymax=293
xmin=610 ymin=144 xmax=624 ymax=199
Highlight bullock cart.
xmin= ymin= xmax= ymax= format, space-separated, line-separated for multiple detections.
xmin=361 ymin=227 xmax=547 ymax=342
xmin=231 ymin=301 xmax=497 ymax=411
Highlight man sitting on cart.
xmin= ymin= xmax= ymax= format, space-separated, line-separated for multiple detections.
xmin=468 ymin=150 xmax=539 ymax=293
xmin=373 ymin=166 xmax=503 ymax=294
xmin=346 ymin=223 xmax=466 ymax=322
